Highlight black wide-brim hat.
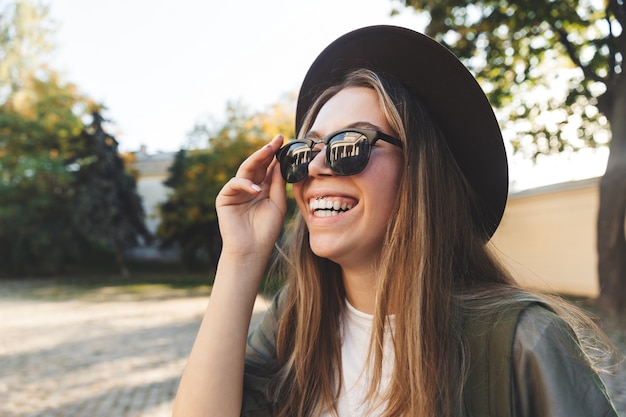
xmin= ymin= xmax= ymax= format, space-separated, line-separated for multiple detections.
xmin=295 ymin=25 xmax=508 ymax=238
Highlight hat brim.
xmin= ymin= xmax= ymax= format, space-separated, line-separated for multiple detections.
xmin=296 ymin=25 xmax=508 ymax=238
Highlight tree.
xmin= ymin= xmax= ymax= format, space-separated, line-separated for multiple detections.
xmin=0 ymin=74 xmax=150 ymax=276
xmin=393 ymin=0 xmax=625 ymax=312
xmin=157 ymin=99 xmax=295 ymax=271
xmin=69 ymin=111 xmax=152 ymax=276
xmin=0 ymin=0 xmax=84 ymax=275
xmin=0 ymin=1 xmax=150 ymax=276
xmin=0 ymin=73 xmax=89 ymax=275
xmin=0 ymin=0 xmax=55 ymax=103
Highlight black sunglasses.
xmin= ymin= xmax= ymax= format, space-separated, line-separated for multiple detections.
xmin=276 ymin=128 xmax=403 ymax=183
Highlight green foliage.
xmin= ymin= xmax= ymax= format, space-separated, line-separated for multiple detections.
xmin=157 ymin=100 xmax=296 ymax=271
xmin=0 ymin=96 xmax=150 ymax=276
xmin=0 ymin=1 xmax=150 ymax=276
xmin=158 ymin=149 xmax=231 ymax=271
xmin=0 ymin=0 xmax=56 ymax=102
xmin=0 ymin=72 xmax=89 ymax=275
xmin=0 ymin=2 xmax=73 ymax=275
xmin=395 ymin=0 xmax=622 ymax=159
xmin=0 ymin=153 xmax=82 ymax=275
xmin=70 ymin=112 xmax=152 ymax=275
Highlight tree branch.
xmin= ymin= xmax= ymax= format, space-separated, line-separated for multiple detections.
xmin=551 ymin=24 xmax=605 ymax=84
xmin=605 ymin=4 xmax=617 ymax=81
xmin=607 ymin=0 xmax=626 ymax=28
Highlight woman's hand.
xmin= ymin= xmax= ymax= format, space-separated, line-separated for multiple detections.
xmin=173 ymin=136 xmax=287 ymax=417
xmin=216 ymin=134 xmax=287 ymax=260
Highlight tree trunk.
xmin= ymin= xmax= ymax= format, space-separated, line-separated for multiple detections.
xmin=115 ymin=241 xmax=130 ymax=278
xmin=596 ymin=75 xmax=626 ymax=314
xmin=596 ymin=170 xmax=626 ymax=313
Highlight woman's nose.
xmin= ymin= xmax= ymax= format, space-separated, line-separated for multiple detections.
xmin=307 ymin=145 xmax=333 ymax=178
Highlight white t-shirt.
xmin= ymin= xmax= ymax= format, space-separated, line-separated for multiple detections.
xmin=320 ymin=301 xmax=395 ymax=417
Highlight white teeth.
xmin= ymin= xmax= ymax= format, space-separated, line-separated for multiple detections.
xmin=309 ymin=197 xmax=354 ymax=216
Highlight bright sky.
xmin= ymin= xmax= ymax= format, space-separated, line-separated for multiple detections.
xmin=47 ymin=0 xmax=607 ymax=190
xmin=48 ymin=0 xmax=422 ymax=153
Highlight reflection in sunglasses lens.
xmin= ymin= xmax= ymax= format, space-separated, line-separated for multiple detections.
xmin=279 ymin=129 xmax=386 ymax=183
xmin=329 ymin=133 xmax=368 ymax=175
xmin=283 ymin=142 xmax=312 ymax=183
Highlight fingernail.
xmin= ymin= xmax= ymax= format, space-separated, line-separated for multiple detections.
xmin=251 ymin=184 xmax=262 ymax=192
xmin=270 ymin=134 xmax=284 ymax=146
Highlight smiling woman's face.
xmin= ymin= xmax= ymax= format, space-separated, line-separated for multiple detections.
xmin=293 ymin=86 xmax=403 ymax=271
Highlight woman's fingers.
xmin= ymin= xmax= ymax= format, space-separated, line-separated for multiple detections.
xmin=215 ymin=135 xmax=287 ymax=258
xmin=235 ymin=135 xmax=284 ymax=185
xmin=218 ymin=176 xmax=261 ymax=198
xmin=218 ymin=135 xmax=285 ymax=200
xmin=267 ymin=159 xmax=287 ymax=213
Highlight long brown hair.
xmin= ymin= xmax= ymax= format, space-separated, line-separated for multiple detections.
xmin=268 ymin=69 xmax=613 ymax=417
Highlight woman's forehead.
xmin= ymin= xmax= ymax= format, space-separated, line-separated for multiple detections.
xmin=310 ymin=87 xmax=392 ymax=136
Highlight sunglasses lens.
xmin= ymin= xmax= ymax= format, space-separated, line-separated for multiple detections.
xmin=279 ymin=141 xmax=312 ymax=183
xmin=327 ymin=131 xmax=370 ymax=176
xmin=277 ymin=131 xmax=375 ymax=182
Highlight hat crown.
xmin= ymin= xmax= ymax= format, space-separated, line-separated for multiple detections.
xmin=296 ymin=25 xmax=508 ymax=238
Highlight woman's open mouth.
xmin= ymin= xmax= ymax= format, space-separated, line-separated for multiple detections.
xmin=309 ymin=196 xmax=355 ymax=217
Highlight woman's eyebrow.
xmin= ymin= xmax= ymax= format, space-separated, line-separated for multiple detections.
xmin=346 ymin=121 xmax=383 ymax=130
xmin=305 ymin=122 xmax=384 ymax=140
xmin=304 ymin=130 xmax=322 ymax=140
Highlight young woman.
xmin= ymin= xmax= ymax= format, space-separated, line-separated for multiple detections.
xmin=172 ymin=26 xmax=618 ymax=417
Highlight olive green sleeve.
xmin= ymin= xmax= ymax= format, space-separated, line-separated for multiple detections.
xmin=241 ymin=289 xmax=286 ymax=417
xmin=463 ymin=301 xmax=526 ymax=417
xmin=511 ymin=305 xmax=619 ymax=417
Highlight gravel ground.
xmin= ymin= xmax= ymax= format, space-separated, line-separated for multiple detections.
xmin=0 ymin=280 xmax=623 ymax=416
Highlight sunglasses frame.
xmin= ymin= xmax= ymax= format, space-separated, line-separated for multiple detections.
xmin=276 ymin=128 xmax=403 ymax=183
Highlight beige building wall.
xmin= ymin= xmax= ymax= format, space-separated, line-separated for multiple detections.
xmin=491 ymin=178 xmax=600 ymax=297
xmin=132 ymin=150 xmax=177 ymax=235
xmin=125 ymin=150 xmax=180 ymax=262
xmin=136 ymin=173 xmax=169 ymax=234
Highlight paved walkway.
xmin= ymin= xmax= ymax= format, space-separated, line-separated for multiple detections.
xmin=1 ymin=280 xmax=624 ymax=416
xmin=0 ymin=281 xmax=270 ymax=417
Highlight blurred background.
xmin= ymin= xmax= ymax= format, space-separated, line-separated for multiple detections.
xmin=1 ymin=0 xmax=624 ymax=415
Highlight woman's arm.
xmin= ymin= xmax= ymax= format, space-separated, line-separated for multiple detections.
xmin=172 ymin=135 xmax=286 ymax=417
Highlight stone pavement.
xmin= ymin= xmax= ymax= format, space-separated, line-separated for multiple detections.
xmin=0 ymin=281 xmax=270 ymax=417
xmin=0 ymin=280 xmax=624 ymax=416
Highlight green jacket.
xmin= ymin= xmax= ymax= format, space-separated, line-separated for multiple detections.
xmin=241 ymin=290 xmax=618 ymax=417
